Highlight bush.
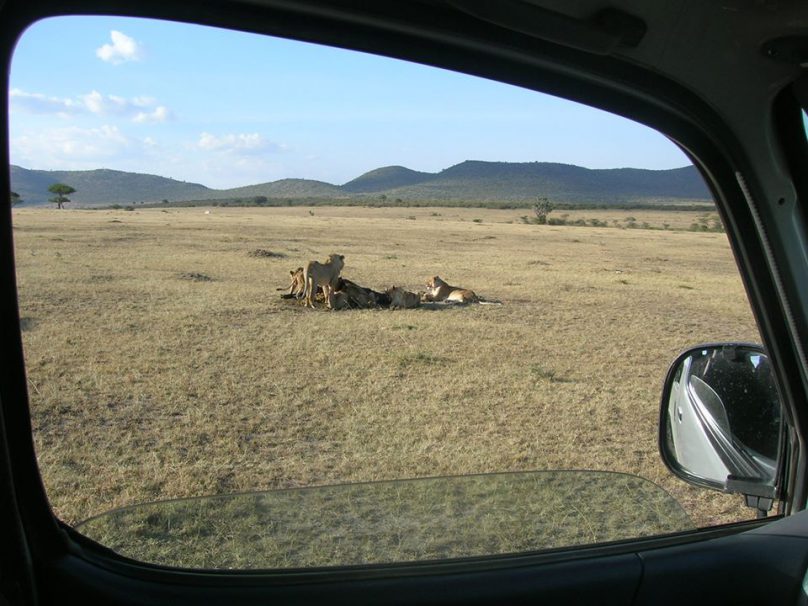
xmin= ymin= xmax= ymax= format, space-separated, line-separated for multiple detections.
xmin=533 ymin=197 xmax=554 ymax=224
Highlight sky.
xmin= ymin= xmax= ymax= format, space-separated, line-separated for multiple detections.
xmin=9 ymin=16 xmax=691 ymax=190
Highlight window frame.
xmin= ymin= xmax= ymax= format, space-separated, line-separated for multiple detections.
xmin=2 ymin=0 xmax=808 ymax=600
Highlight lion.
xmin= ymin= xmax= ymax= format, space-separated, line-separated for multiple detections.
xmin=422 ymin=275 xmax=478 ymax=303
xmin=386 ymin=286 xmax=421 ymax=309
xmin=302 ymin=253 xmax=345 ymax=309
xmin=286 ymin=267 xmax=305 ymax=298
xmin=278 ymin=267 xmax=321 ymax=301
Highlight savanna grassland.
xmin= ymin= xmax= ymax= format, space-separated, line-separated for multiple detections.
xmin=12 ymin=205 xmax=761 ymax=567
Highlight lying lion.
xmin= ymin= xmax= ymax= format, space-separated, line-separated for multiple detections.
xmin=302 ymin=253 xmax=344 ymax=309
xmin=422 ymin=275 xmax=478 ymax=303
xmin=386 ymin=286 xmax=421 ymax=309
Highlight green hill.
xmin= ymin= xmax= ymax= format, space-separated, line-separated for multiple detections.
xmin=10 ymin=166 xmax=212 ymax=206
xmin=10 ymin=161 xmax=712 ymax=207
xmin=342 ymin=166 xmax=432 ymax=193
xmin=221 ymin=179 xmax=344 ymax=199
xmin=384 ymin=161 xmax=709 ymax=203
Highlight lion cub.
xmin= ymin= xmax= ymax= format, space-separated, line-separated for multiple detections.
xmin=302 ymin=254 xmax=345 ymax=309
xmin=423 ymin=275 xmax=478 ymax=303
xmin=286 ymin=267 xmax=305 ymax=298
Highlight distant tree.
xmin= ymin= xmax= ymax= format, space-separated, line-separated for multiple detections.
xmin=48 ymin=183 xmax=76 ymax=209
xmin=533 ymin=197 xmax=555 ymax=225
xmin=10 ymin=191 xmax=21 ymax=206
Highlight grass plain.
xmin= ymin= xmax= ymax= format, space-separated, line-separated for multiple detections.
xmin=12 ymin=205 xmax=761 ymax=567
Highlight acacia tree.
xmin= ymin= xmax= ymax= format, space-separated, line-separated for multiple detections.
xmin=48 ymin=183 xmax=76 ymax=209
xmin=533 ymin=197 xmax=555 ymax=225
xmin=10 ymin=191 xmax=21 ymax=206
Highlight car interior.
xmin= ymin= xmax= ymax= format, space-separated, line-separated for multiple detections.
xmin=3 ymin=1 xmax=808 ymax=605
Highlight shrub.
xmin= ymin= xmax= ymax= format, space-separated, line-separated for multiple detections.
xmin=532 ymin=197 xmax=555 ymax=224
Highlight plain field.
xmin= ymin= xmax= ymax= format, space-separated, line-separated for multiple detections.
xmin=11 ymin=205 xmax=761 ymax=565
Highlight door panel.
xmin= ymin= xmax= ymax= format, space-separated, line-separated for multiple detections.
xmin=637 ymin=510 xmax=808 ymax=605
xmin=41 ymin=546 xmax=642 ymax=605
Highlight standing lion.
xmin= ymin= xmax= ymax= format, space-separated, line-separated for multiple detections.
xmin=302 ymin=253 xmax=345 ymax=309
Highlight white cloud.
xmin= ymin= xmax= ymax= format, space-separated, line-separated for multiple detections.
xmin=196 ymin=132 xmax=284 ymax=155
xmin=11 ymin=88 xmax=171 ymax=123
xmin=82 ymin=90 xmax=133 ymax=115
xmin=96 ymin=30 xmax=143 ymax=65
xmin=9 ymin=89 xmax=82 ymax=116
xmin=12 ymin=125 xmax=134 ymax=168
xmin=134 ymin=106 xmax=171 ymax=123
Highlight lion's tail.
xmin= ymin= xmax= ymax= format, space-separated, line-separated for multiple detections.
xmin=477 ymin=297 xmax=503 ymax=305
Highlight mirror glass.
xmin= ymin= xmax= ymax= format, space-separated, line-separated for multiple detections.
xmin=662 ymin=344 xmax=782 ymax=494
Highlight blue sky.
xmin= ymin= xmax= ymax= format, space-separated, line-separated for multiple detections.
xmin=9 ymin=16 xmax=691 ymax=190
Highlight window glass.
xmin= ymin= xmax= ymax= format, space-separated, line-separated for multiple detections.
xmin=11 ymin=16 xmax=768 ymax=569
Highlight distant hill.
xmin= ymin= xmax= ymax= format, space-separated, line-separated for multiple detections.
xmin=10 ymin=160 xmax=712 ymax=207
xmin=10 ymin=165 xmax=212 ymax=206
xmin=381 ymin=161 xmax=710 ymax=203
xmin=342 ymin=166 xmax=433 ymax=193
xmin=222 ymin=179 xmax=344 ymax=199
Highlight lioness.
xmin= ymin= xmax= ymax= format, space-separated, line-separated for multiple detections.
xmin=386 ymin=286 xmax=421 ymax=309
xmin=423 ymin=275 xmax=478 ymax=303
xmin=302 ymin=254 xmax=345 ymax=309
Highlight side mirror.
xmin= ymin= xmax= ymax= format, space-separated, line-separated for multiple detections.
xmin=659 ymin=343 xmax=784 ymax=512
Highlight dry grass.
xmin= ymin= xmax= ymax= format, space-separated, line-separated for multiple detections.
xmin=13 ymin=206 xmax=760 ymax=567
xmin=77 ymin=471 xmax=692 ymax=568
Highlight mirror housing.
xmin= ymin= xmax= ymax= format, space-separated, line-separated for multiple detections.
xmin=659 ymin=343 xmax=784 ymax=510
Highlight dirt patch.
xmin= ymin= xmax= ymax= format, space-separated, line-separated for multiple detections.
xmin=248 ymin=249 xmax=286 ymax=258
xmin=178 ymin=272 xmax=213 ymax=282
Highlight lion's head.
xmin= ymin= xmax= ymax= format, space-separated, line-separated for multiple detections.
xmin=426 ymin=275 xmax=446 ymax=288
xmin=328 ymin=253 xmax=345 ymax=271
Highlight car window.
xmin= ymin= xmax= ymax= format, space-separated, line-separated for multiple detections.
xmin=10 ymin=16 xmax=772 ymax=569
